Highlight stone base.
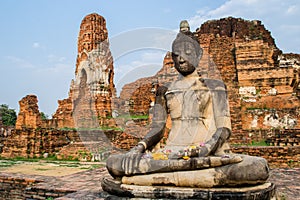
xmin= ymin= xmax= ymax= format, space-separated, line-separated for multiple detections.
xmin=101 ymin=177 xmax=276 ymax=199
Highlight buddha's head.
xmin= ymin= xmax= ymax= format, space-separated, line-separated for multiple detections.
xmin=172 ymin=22 xmax=203 ymax=76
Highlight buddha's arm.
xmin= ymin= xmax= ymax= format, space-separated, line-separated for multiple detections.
xmin=108 ymin=86 xmax=168 ymax=176
xmin=192 ymin=79 xmax=231 ymax=156
xmin=199 ymin=80 xmax=232 ymax=156
xmin=127 ymin=85 xmax=168 ymax=154
xmin=137 ymin=86 xmax=168 ymax=151
xmin=198 ymin=127 xmax=231 ymax=156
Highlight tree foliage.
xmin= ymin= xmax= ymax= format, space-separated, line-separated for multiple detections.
xmin=40 ymin=112 xmax=49 ymax=120
xmin=0 ymin=104 xmax=17 ymax=126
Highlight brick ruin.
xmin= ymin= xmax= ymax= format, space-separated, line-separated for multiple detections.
xmin=198 ymin=18 xmax=300 ymax=144
xmin=15 ymin=95 xmax=42 ymax=130
xmin=197 ymin=18 xmax=300 ymax=143
xmin=1 ymin=15 xmax=299 ymax=165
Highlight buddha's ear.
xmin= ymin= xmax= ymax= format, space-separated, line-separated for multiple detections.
xmin=196 ymin=55 xmax=202 ymax=66
xmin=194 ymin=54 xmax=202 ymax=69
xmin=197 ymin=47 xmax=203 ymax=62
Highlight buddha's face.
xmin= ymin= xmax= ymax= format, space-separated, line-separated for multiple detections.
xmin=172 ymin=41 xmax=199 ymax=76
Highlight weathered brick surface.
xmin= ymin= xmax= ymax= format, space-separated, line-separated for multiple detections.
xmin=0 ymin=127 xmax=136 ymax=160
xmin=232 ymin=146 xmax=300 ymax=168
xmin=0 ymin=174 xmax=73 ymax=199
xmin=1 ymin=128 xmax=79 ymax=159
xmin=0 ymin=173 xmax=44 ymax=200
xmin=15 ymin=95 xmax=42 ymax=130
xmin=51 ymin=98 xmax=74 ymax=129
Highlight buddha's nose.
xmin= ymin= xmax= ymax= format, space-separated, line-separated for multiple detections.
xmin=179 ymin=56 xmax=185 ymax=62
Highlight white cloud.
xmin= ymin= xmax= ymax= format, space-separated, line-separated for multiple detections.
xmin=47 ymin=54 xmax=66 ymax=63
xmin=188 ymin=0 xmax=300 ymax=53
xmin=115 ymin=51 xmax=165 ymax=76
xmin=32 ymin=42 xmax=40 ymax=48
xmin=6 ymin=56 xmax=36 ymax=69
xmin=36 ymin=63 xmax=72 ymax=74
xmin=139 ymin=51 xmax=165 ymax=63
xmin=286 ymin=5 xmax=298 ymax=15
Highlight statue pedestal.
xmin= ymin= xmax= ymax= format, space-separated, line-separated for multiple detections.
xmin=101 ymin=177 xmax=276 ymax=199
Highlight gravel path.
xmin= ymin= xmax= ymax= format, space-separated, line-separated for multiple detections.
xmin=269 ymin=168 xmax=300 ymax=199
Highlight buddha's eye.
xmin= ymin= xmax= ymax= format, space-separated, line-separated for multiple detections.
xmin=185 ymin=49 xmax=192 ymax=55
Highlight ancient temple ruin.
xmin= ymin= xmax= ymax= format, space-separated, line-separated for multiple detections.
xmin=1 ymin=15 xmax=299 ymax=166
xmin=53 ymin=13 xmax=116 ymax=129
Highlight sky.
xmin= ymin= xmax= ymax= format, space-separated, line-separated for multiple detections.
xmin=0 ymin=0 xmax=299 ymax=116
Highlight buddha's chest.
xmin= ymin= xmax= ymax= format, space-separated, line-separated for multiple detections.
xmin=165 ymin=88 xmax=211 ymax=119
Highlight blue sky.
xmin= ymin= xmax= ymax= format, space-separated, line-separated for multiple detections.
xmin=0 ymin=0 xmax=299 ymax=116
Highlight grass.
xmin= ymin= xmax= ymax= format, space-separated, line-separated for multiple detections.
xmin=59 ymin=127 xmax=77 ymax=131
xmin=35 ymin=168 xmax=50 ymax=171
xmin=0 ymin=160 xmax=19 ymax=168
xmin=231 ymin=140 xmax=270 ymax=147
xmin=250 ymin=140 xmax=270 ymax=146
xmin=277 ymin=192 xmax=287 ymax=200
xmin=116 ymin=114 xmax=149 ymax=120
xmin=0 ymin=157 xmax=104 ymax=172
xmin=0 ymin=154 xmax=81 ymax=163
xmin=98 ymin=126 xmax=124 ymax=131
xmin=0 ymin=156 xmax=40 ymax=163
xmin=61 ymin=163 xmax=80 ymax=168
xmin=74 ymin=126 xmax=124 ymax=131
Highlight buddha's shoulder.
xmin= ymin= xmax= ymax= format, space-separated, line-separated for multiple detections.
xmin=202 ymin=78 xmax=227 ymax=91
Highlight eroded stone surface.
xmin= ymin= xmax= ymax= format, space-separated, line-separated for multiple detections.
xmin=102 ymin=177 xmax=276 ymax=199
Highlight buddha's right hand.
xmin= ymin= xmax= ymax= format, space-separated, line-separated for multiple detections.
xmin=122 ymin=144 xmax=145 ymax=175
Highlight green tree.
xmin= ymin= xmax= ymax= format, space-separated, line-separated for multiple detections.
xmin=40 ymin=112 xmax=49 ymax=120
xmin=0 ymin=104 xmax=17 ymax=126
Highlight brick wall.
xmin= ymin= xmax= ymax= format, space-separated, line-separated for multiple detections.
xmin=232 ymin=146 xmax=300 ymax=167
xmin=0 ymin=173 xmax=73 ymax=199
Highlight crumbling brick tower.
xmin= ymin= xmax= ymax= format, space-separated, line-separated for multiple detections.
xmin=53 ymin=13 xmax=116 ymax=128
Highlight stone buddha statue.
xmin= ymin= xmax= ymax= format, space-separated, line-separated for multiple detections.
xmin=102 ymin=21 xmax=270 ymax=196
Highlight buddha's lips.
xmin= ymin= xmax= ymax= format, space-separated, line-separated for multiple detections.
xmin=178 ymin=63 xmax=191 ymax=70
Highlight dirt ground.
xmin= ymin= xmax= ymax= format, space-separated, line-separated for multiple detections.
xmin=0 ymin=160 xmax=104 ymax=176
